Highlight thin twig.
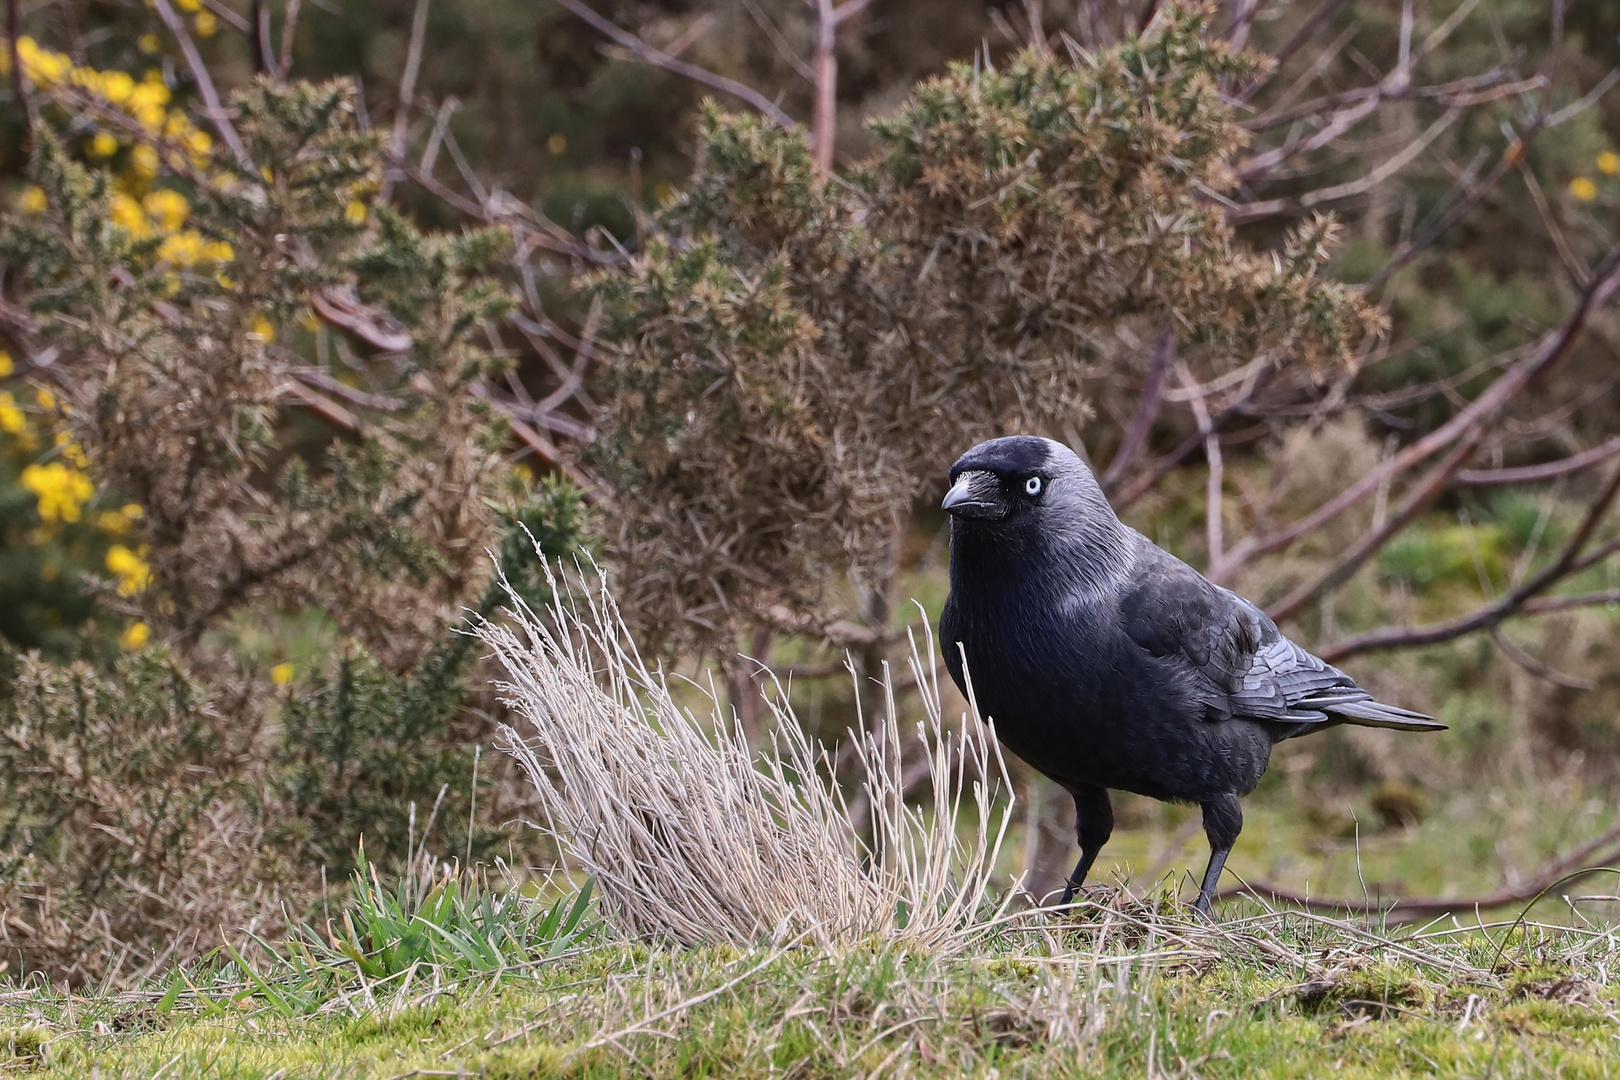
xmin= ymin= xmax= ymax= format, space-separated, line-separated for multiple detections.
xmin=1178 ymin=362 xmax=1224 ymax=567
xmin=278 ymin=0 xmax=302 ymax=79
xmin=1213 ymin=245 xmax=1620 ymax=582
xmin=1223 ymin=827 xmax=1620 ymax=916
xmin=1492 ymin=627 xmax=1596 ymax=691
xmin=1456 ymin=434 xmax=1620 ymax=485
xmin=383 ymin=0 xmax=431 ymax=200
xmin=149 ymin=0 xmax=253 ymax=170
xmin=1101 ymin=331 xmax=1172 ymax=491
xmin=250 ymin=0 xmax=270 ymax=74
xmin=1236 ymin=0 xmax=1351 ymax=101
xmin=1234 ymin=107 xmax=1463 ymax=221
xmin=1263 ymin=427 xmax=1484 ymax=622
xmin=7 ymin=0 xmax=28 ymax=151
xmin=1324 ymin=462 xmax=1620 ymax=660
xmin=548 ymin=0 xmax=795 ymax=129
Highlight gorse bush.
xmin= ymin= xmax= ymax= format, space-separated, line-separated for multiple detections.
xmin=2 ymin=75 xmax=513 ymax=668
xmin=0 ymin=71 xmax=592 ymax=984
xmin=590 ymin=4 xmax=1385 ymax=659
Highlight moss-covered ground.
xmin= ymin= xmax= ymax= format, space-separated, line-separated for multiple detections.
xmin=6 ymin=893 xmax=1619 ymax=1079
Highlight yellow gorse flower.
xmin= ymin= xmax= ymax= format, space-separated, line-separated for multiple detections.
xmin=119 ymin=621 xmax=152 ymax=650
xmin=1599 ymin=151 xmax=1620 ymax=177
xmin=106 ymin=543 xmax=153 ymax=596
xmin=111 ymin=192 xmax=152 ymax=238
xmin=1570 ymin=177 xmax=1598 ymax=201
xmin=17 ymin=38 xmax=212 ymax=168
xmin=143 ymin=189 xmax=191 ymax=231
xmin=270 ymin=662 xmax=295 ymax=686
xmin=130 ymin=144 xmax=161 ymax=178
xmin=0 ymin=392 xmax=25 ymax=435
xmin=21 ymin=461 xmax=95 ymax=524
xmin=157 ymin=230 xmax=233 ymax=266
xmin=53 ymin=430 xmax=89 ymax=467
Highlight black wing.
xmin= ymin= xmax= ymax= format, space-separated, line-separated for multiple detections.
xmin=1118 ymin=547 xmax=1440 ymax=734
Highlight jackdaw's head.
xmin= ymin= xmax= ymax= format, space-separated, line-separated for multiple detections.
xmin=942 ymin=436 xmax=1129 ymax=570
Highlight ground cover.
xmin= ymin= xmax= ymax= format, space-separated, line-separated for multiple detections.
xmin=5 ymin=892 xmax=1618 ymax=1079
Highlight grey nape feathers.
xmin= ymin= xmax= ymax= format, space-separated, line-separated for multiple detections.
xmin=939 ymin=435 xmax=1444 ymax=915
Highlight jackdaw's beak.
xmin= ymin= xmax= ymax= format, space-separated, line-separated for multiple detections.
xmin=942 ymin=470 xmax=1006 ymax=520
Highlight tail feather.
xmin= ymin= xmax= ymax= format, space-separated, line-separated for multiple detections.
xmin=1327 ymin=697 xmax=1445 ymax=732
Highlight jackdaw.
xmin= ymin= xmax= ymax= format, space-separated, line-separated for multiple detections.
xmin=939 ymin=435 xmax=1444 ymax=914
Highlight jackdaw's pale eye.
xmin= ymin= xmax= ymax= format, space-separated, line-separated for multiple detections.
xmin=1024 ymin=476 xmax=1043 ymax=496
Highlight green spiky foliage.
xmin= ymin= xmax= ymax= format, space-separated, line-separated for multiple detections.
xmin=589 ymin=3 xmax=1387 ymax=657
xmin=0 ymin=79 xmax=595 ymax=985
xmin=0 ymin=79 xmax=521 ymax=667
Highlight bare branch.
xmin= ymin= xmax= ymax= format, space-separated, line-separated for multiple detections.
xmin=8 ymin=0 xmax=29 ymax=151
xmin=197 ymin=0 xmax=251 ymax=34
xmin=739 ymin=0 xmax=816 ymax=84
xmin=1244 ymin=70 xmax=1528 ymax=132
xmin=1365 ymin=126 xmax=1542 ymax=292
xmin=831 ymin=0 xmax=879 ymax=27
xmin=1322 ymin=463 xmax=1620 ymax=661
xmin=1544 ymin=67 xmax=1620 ymax=128
xmin=279 ymin=0 xmax=302 ymax=79
xmin=1456 ymin=434 xmax=1620 ymax=485
xmin=383 ymin=0 xmax=431 ymax=200
xmin=1262 ymin=426 xmax=1484 ymax=622
xmin=1221 ymin=825 xmax=1620 ymax=916
xmin=548 ymin=0 xmax=795 ymax=130
xmin=1521 ymin=589 xmax=1620 ymax=616
xmin=1213 ymin=245 xmax=1620 ymax=582
xmin=1101 ymin=331 xmax=1173 ymax=490
xmin=1517 ymin=159 xmax=1588 ymax=286
xmin=1178 ymin=362 xmax=1224 ymax=567
xmin=250 ymin=0 xmax=271 ymax=74
xmin=149 ymin=0 xmax=253 ymax=171
xmin=812 ymin=0 xmax=837 ymax=175
xmin=1493 ymin=627 xmax=1596 ymax=691
xmin=1233 ymin=107 xmax=1462 ymax=221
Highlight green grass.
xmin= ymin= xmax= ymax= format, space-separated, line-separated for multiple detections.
xmin=5 ymin=893 xmax=1618 ymax=1079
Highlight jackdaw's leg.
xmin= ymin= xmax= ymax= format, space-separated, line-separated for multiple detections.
xmin=1194 ymin=793 xmax=1242 ymax=916
xmin=1057 ymin=784 xmax=1113 ymax=906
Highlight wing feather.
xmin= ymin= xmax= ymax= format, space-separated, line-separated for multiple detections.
xmin=1118 ymin=548 xmax=1441 ymax=734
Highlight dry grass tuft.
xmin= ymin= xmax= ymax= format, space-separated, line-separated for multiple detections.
xmin=478 ymin=565 xmax=1015 ymax=951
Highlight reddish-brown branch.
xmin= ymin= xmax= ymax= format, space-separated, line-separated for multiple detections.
xmin=1101 ymin=331 xmax=1173 ymax=491
xmin=1322 ymin=464 xmax=1620 ymax=661
xmin=1456 ymin=434 xmax=1620 ymax=485
xmin=8 ymin=0 xmax=29 ymax=151
xmin=149 ymin=0 xmax=253 ymax=171
xmin=250 ymin=0 xmax=271 ymax=74
xmin=1212 ymin=245 xmax=1620 ymax=583
xmin=1220 ymin=824 xmax=1620 ymax=917
xmin=809 ymin=0 xmax=876 ymax=176
xmin=278 ymin=0 xmax=302 ymax=79
xmin=1234 ymin=0 xmax=1350 ymax=102
xmin=548 ymin=0 xmax=794 ymax=129
xmin=1262 ymin=427 xmax=1484 ymax=623
xmin=812 ymin=0 xmax=837 ymax=176
xmin=1520 ymin=589 xmax=1620 ymax=616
